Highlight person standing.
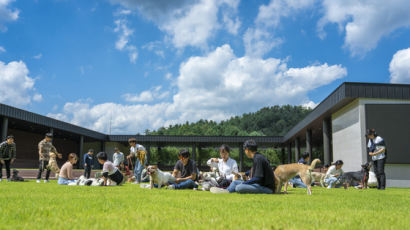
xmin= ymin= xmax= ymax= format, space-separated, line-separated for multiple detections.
xmin=112 ymin=147 xmax=124 ymax=170
xmin=83 ymin=149 xmax=94 ymax=179
xmin=367 ymin=128 xmax=386 ymax=190
xmin=37 ymin=133 xmax=61 ymax=183
xmin=0 ymin=135 xmax=16 ymax=182
xmin=127 ymin=138 xmax=146 ymax=184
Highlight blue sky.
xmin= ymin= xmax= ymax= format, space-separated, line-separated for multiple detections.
xmin=1 ymin=0 xmax=410 ymax=134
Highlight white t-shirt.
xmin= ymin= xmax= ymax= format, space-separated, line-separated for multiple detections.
xmin=113 ymin=152 xmax=124 ymax=167
xmin=207 ymin=157 xmax=239 ymax=180
xmin=130 ymin=144 xmax=145 ymax=156
xmin=325 ymin=165 xmax=344 ymax=179
xmin=103 ymin=161 xmax=118 ymax=176
xmin=368 ymin=136 xmax=386 ymax=161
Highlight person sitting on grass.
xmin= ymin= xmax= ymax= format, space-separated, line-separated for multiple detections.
xmin=211 ymin=139 xmax=275 ymax=194
xmin=97 ymin=152 xmax=123 ymax=186
xmin=167 ymin=150 xmax=198 ymax=190
xmin=324 ymin=160 xmax=344 ymax=189
xmin=58 ymin=153 xmax=78 ymax=185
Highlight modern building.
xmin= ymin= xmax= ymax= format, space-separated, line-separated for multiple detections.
xmin=1 ymin=82 xmax=409 ymax=187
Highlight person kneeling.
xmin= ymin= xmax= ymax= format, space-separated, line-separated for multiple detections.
xmin=97 ymin=152 xmax=123 ymax=186
xmin=211 ymin=140 xmax=274 ymax=194
xmin=167 ymin=150 xmax=198 ymax=190
xmin=58 ymin=153 xmax=78 ymax=185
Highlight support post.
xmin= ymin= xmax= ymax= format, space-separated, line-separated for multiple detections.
xmin=295 ymin=138 xmax=300 ymax=162
xmin=306 ymin=129 xmax=312 ymax=163
xmin=323 ymin=118 xmax=331 ymax=165
xmin=49 ymin=128 xmax=54 ymax=135
xmin=197 ymin=146 xmax=202 ymax=169
xmin=281 ymin=148 xmax=285 ymax=164
xmin=287 ymin=143 xmax=292 ymax=163
xmin=157 ymin=147 xmax=162 ymax=166
xmin=192 ymin=144 xmax=196 ymax=162
xmin=239 ymin=144 xmax=244 ymax=172
xmin=79 ymin=135 xmax=84 ymax=169
xmin=1 ymin=117 xmax=8 ymax=141
xmin=146 ymin=145 xmax=151 ymax=165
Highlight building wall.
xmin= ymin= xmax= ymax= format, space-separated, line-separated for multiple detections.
xmin=332 ymin=99 xmax=364 ymax=172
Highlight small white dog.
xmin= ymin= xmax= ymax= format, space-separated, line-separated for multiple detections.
xmin=73 ymin=175 xmax=104 ymax=186
xmin=146 ymin=165 xmax=176 ymax=189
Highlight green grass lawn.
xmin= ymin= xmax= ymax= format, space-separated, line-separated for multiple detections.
xmin=0 ymin=181 xmax=409 ymax=230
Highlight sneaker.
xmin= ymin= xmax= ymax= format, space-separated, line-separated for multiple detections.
xmin=44 ymin=180 xmax=49 ymax=183
xmin=132 ymin=181 xmax=140 ymax=185
xmin=210 ymin=187 xmax=229 ymax=194
xmin=36 ymin=179 xmax=41 ymax=183
xmin=327 ymin=185 xmax=332 ymax=189
xmin=140 ymin=184 xmax=151 ymax=189
xmin=7 ymin=178 xmax=11 ymax=182
xmin=167 ymin=184 xmax=175 ymax=190
xmin=0 ymin=179 xmax=2 ymax=182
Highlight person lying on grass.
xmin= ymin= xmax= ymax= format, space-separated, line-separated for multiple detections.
xmin=58 ymin=153 xmax=78 ymax=185
xmin=167 ymin=149 xmax=198 ymax=190
xmin=97 ymin=152 xmax=124 ymax=186
xmin=211 ymin=139 xmax=275 ymax=194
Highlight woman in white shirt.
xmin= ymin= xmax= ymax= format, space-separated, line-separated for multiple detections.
xmin=207 ymin=144 xmax=239 ymax=181
xmin=324 ymin=160 xmax=344 ymax=189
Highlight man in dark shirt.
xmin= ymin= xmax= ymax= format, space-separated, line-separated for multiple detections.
xmin=168 ymin=150 xmax=198 ymax=190
xmin=0 ymin=135 xmax=16 ymax=182
xmin=211 ymin=139 xmax=274 ymax=194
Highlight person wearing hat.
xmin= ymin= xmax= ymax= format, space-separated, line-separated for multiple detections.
xmin=0 ymin=135 xmax=16 ymax=182
xmin=127 ymin=137 xmax=146 ymax=184
xmin=37 ymin=133 xmax=62 ymax=183
xmin=367 ymin=128 xmax=386 ymax=190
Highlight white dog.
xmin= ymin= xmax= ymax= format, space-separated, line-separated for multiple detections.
xmin=146 ymin=165 xmax=176 ymax=189
xmin=73 ymin=175 xmax=104 ymax=186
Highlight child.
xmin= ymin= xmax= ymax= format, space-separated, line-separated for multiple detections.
xmin=58 ymin=153 xmax=78 ymax=185
xmin=324 ymin=160 xmax=344 ymax=189
xmin=97 ymin=152 xmax=123 ymax=186
xmin=83 ymin=149 xmax=94 ymax=179
xmin=113 ymin=147 xmax=124 ymax=170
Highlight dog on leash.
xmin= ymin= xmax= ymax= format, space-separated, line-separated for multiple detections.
xmin=340 ymin=162 xmax=372 ymax=189
xmin=146 ymin=165 xmax=176 ymax=189
xmin=274 ymin=159 xmax=321 ymax=195
xmin=47 ymin=152 xmax=60 ymax=179
xmin=311 ymin=172 xmax=326 ymax=187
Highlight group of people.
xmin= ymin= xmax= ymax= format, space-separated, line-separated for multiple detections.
xmin=0 ymin=128 xmax=387 ymax=191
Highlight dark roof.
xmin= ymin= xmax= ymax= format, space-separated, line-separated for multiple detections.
xmin=109 ymin=135 xmax=283 ymax=147
xmin=282 ymin=82 xmax=410 ymax=142
xmin=0 ymin=103 xmax=107 ymax=140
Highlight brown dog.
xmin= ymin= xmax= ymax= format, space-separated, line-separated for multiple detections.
xmin=274 ymin=159 xmax=321 ymax=195
xmin=310 ymin=172 xmax=326 ymax=187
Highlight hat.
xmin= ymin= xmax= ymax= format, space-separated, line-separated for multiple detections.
xmin=6 ymin=135 xmax=14 ymax=139
xmin=45 ymin=133 xmax=53 ymax=138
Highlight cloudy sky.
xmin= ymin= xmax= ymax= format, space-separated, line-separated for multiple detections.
xmin=1 ymin=0 xmax=410 ymax=134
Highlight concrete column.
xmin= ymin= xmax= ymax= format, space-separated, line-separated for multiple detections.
xmin=287 ymin=143 xmax=292 ymax=163
xmin=239 ymin=144 xmax=244 ymax=172
xmin=101 ymin=141 xmax=105 ymax=152
xmin=280 ymin=148 xmax=285 ymax=164
xmin=49 ymin=128 xmax=54 ymax=135
xmin=295 ymin=138 xmax=300 ymax=162
xmin=323 ymin=118 xmax=331 ymax=165
xmin=197 ymin=146 xmax=202 ymax=169
xmin=192 ymin=144 xmax=196 ymax=162
xmin=1 ymin=117 xmax=8 ymax=141
xmin=306 ymin=129 xmax=312 ymax=163
xmin=79 ymin=135 xmax=84 ymax=169
xmin=146 ymin=145 xmax=151 ymax=165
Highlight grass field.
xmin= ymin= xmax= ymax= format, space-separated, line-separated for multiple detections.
xmin=0 ymin=181 xmax=409 ymax=230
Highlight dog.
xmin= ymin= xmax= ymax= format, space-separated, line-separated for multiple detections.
xmin=146 ymin=165 xmax=176 ymax=189
xmin=340 ymin=162 xmax=372 ymax=189
xmin=274 ymin=159 xmax=321 ymax=195
xmin=11 ymin=169 xmax=25 ymax=182
xmin=75 ymin=175 xmax=104 ymax=186
xmin=47 ymin=152 xmax=60 ymax=179
xmin=310 ymin=172 xmax=326 ymax=187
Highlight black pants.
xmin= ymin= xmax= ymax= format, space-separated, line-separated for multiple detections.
xmin=84 ymin=167 xmax=91 ymax=179
xmin=37 ymin=160 xmax=51 ymax=180
xmin=373 ymin=158 xmax=386 ymax=189
xmin=105 ymin=170 xmax=123 ymax=185
xmin=0 ymin=159 xmax=11 ymax=179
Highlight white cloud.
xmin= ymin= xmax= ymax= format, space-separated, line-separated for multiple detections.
xmin=302 ymin=101 xmax=318 ymax=109
xmin=33 ymin=53 xmax=42 ymax=59
xmin=318 ymin=0 xmax=410 ymax=56
xmin=123 ymin=86 xmax=169 ymax=103
xmin=244 ymin=0 xmax=315 ymax=57
xmin=0 ymin=46 xmax=5 ymax=53
xmin=390 ymin=47 xmax=410 ymax=83
xmin=0 ymin=0 xmax=19 ymax=32
xmin=0 ymin=60 xmax=42 ymax=106
xmin=113 ymin=16 xmax=138 ymax=63
xmin=142 ymin=41 xmax=165 ymax=58
xmin=110 ymin=0 xmax=241 ymax=50
xmin=49 ymin=44 xmax=346 ymax=134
